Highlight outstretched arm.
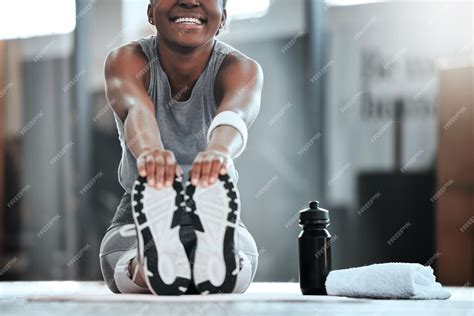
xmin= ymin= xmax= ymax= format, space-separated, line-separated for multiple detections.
xmin=191 ymin=53 xmax=264 ymax=187
xmin=105 ymin=44 xmax=180 ymax=189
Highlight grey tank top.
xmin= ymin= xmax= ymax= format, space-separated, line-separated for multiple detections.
xmin=113 ymin=35 xmax=239 ymax=193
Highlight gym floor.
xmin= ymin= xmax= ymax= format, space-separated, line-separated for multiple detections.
xmin=0 ymin=282 xmax=472 ymax=316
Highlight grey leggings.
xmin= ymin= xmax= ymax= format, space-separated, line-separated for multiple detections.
xmin=99 ymin=204 xmax=259 ymax=294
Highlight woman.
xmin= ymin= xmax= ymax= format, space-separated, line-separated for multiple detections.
xmin=99 ymin=0 xmax=264 ymax=295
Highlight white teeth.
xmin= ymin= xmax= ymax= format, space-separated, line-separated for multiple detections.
xmin=174 ymin=17 xmax=203 ymax=25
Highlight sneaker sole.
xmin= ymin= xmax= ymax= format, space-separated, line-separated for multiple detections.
xmin=186 ymin=174 xmax=240 ymax=294
xmin=131 ymin=175 xmax=191 ymax=295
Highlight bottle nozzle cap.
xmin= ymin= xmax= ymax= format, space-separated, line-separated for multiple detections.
xmin=309 ymin=201 xmax=319 ymax=209
xmin=299 ymin=200 xmax=330 ymax=224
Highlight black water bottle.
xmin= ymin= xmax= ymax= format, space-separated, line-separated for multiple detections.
xmin=298 ymin=201 xmax=332 ymax=295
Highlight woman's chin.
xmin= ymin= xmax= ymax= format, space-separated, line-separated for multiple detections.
xmin=169 ymin=36 xmax=213 ymax=50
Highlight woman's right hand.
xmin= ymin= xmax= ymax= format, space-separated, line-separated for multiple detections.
xmin=137 ymin=148 xmax=182 ymax=189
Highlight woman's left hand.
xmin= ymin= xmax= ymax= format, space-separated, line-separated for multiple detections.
xmin=191 ymin=148 xmax=231 ymax=187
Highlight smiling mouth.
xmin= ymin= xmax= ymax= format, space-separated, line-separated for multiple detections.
xmin=171 ymin=16 xmax=206 ymax=25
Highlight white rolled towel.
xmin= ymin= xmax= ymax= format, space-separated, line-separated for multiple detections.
xmin=325 ymin=262 xmax=451 ymax=299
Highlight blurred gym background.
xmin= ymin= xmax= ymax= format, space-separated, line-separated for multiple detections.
xmin=0 ymin=0 xmax=472 ymax=286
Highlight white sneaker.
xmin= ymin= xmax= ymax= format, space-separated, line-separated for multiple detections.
xmin=185 ymin=174 xmax=241 ymax=294
xmin=131 ymin=174 xmax=191 ymax=295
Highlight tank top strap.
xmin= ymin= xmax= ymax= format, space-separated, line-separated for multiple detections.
xmin=135 ymin=36 xmax=159 ymax=95
xmin=205 ymin=39 xmax=237 ymax=96
xmin=214 ymin=39 xmax=237 ymax=56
